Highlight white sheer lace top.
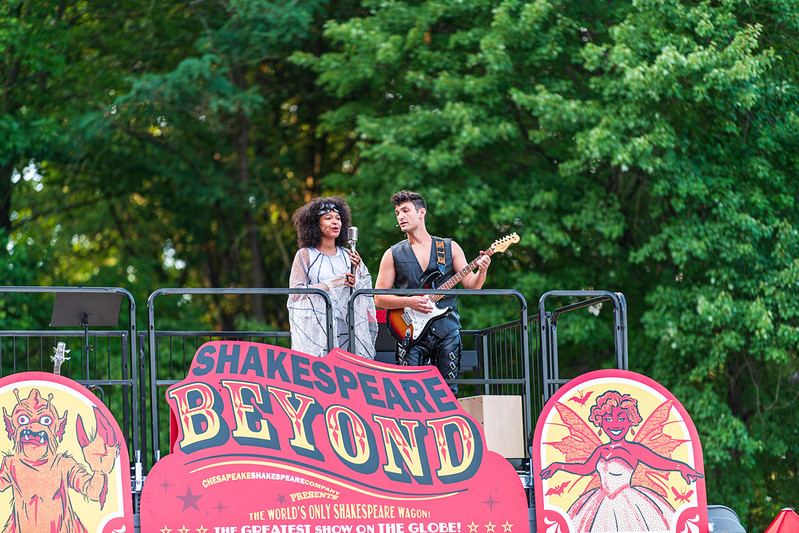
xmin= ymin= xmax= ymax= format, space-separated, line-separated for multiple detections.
xmin=287 ymin=246 xmax=377 ymax=358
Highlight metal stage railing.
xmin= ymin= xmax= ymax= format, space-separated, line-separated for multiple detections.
xmin=1 ymin=284 xmax=633 ymax=533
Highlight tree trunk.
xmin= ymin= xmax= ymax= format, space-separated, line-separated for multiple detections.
xmin=232 ymin=67 xmax=266 ymax=322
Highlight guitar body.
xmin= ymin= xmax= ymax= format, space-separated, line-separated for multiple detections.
xmin=386 ymin=272 xmax=452 ymax=347
xmin=386 ymin=302 xmax=452 ymax=347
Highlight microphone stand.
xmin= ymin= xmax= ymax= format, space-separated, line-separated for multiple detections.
xmin=348 ymin=226 xmax=358 ymax=295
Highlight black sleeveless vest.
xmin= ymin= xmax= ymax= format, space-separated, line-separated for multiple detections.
xmin=390 ymin=237 xmax=461 ymax=336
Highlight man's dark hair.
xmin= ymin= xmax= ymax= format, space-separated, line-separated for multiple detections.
xmin=292 ymin=196 xmax=351 ymax=249
xmin=391 ymin=190 xmax=426 ymax=211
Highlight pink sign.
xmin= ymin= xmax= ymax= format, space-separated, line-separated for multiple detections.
xmin=140 ymin=342 xmax=528 ymax=532
xmin=533 ymin=369 xmax=709 ymax=533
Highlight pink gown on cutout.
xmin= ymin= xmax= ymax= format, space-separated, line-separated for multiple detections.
xmin=568 ymin=457 xmax=674 ymax=532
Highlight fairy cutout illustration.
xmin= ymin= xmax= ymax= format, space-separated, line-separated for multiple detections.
xmin=539 ymin=390 xmax=704 ymax=532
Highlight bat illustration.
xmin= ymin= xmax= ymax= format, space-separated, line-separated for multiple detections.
xmin=568 ymin=389 xmax=594 ymax=407
xmin=671 ymin=486 xmax=694 ymax=503
xmin=545 ymin=481 xmax=570 ymax=497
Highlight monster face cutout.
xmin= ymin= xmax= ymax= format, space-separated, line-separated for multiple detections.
xmin=3 ymin=388 xmax=68 ymax=460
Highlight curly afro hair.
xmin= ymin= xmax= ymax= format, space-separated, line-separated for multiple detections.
xmin=292 ymin=196 xmax=352 ymax=249
xmin=588 ymin=390 xmax=643 ymax=428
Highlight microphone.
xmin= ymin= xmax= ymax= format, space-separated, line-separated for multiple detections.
xmin=348 ymin=226 xmax=359 ymax=292
xmin=348 ymin=226 xmax=358 ymax=252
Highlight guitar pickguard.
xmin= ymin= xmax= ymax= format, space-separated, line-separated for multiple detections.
xmin=387 ymin=300 xmax=451 ymax=346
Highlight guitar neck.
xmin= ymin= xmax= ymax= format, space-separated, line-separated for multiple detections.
xmin=430 ymin=248 xmax=496 ymax=302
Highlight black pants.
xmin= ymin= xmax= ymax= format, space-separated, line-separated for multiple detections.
xmin=396 ymin=328 xmax=462 ymax=394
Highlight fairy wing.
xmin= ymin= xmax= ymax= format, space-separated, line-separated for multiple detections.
xmin=545 ymin=401 xmax=604 ymax=463
xmin=635 ymin=400 xmax=688 ymax=455
xmin=542 ymin=401 xmax=603 ymax=494
xmin=631 ymin=399 xmax=690 ymax=495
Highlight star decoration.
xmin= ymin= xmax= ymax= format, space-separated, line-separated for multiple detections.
xmin=159 ymin=477 xmax=173 ymax=492
xmin=276 ymin=493 xmax=287 ymax=505
xmin=485 ymin=522 xmax=496 ymax=533
xmin=178 ymin=527 xmax=190 ymax=533
xmin=468 ymin=522 xmax=480 ymax=533
xmin=483 ymin=492 xmax=500 ymax=511
xmin=197 ymin=527 xmax=208 ymax=533
xmin=177 ymin=486 xmax=202 ymax=511
xmin=213 ymin=500 xmax=227 ymax=515
xmin=159 ymin=527 xmax=172 ymax=533
xmin=502 ymin=521 xmax=514 ymax=532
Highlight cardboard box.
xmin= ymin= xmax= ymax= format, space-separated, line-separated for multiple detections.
xmin=457 ymin=395 xmax=524 ymax=458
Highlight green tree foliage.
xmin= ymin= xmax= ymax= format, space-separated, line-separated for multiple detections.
xmin=100 ymin=0 xmax=365 ymax=328
xmin=1 ymin=1 xmax=64 ymax=234
xmin=3 ymin=1 xmax=362 ymax=328
xmin=299 ymin=0 xmax=799 ymax=529
xmin=2 ymin=1 xmax=196 ymax=315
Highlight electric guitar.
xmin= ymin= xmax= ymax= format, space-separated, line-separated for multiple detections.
xmin=51 ymin=342 xmax=70 ymax=376
xmin=386 ymin=233 xmax=520 ymax=346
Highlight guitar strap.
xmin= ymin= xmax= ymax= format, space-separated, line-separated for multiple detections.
xmin=434 ymin=237 xmax=446 ymax=277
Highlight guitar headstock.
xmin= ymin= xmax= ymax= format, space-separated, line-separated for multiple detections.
xmin=490 ymin=233 xmax=520 ymax=254
xmin=51 ymin=341 xmax=71 ymax=376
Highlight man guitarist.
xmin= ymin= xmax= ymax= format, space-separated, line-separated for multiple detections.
xmin=374 ymin=190 xmax=491 ymax=393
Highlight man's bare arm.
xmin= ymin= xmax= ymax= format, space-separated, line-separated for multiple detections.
xmin=452 ymin=241 xmax=490 ymax=290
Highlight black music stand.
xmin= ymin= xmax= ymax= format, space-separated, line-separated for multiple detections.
xmin=50 ymin=292 xmax=123 ymax=379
